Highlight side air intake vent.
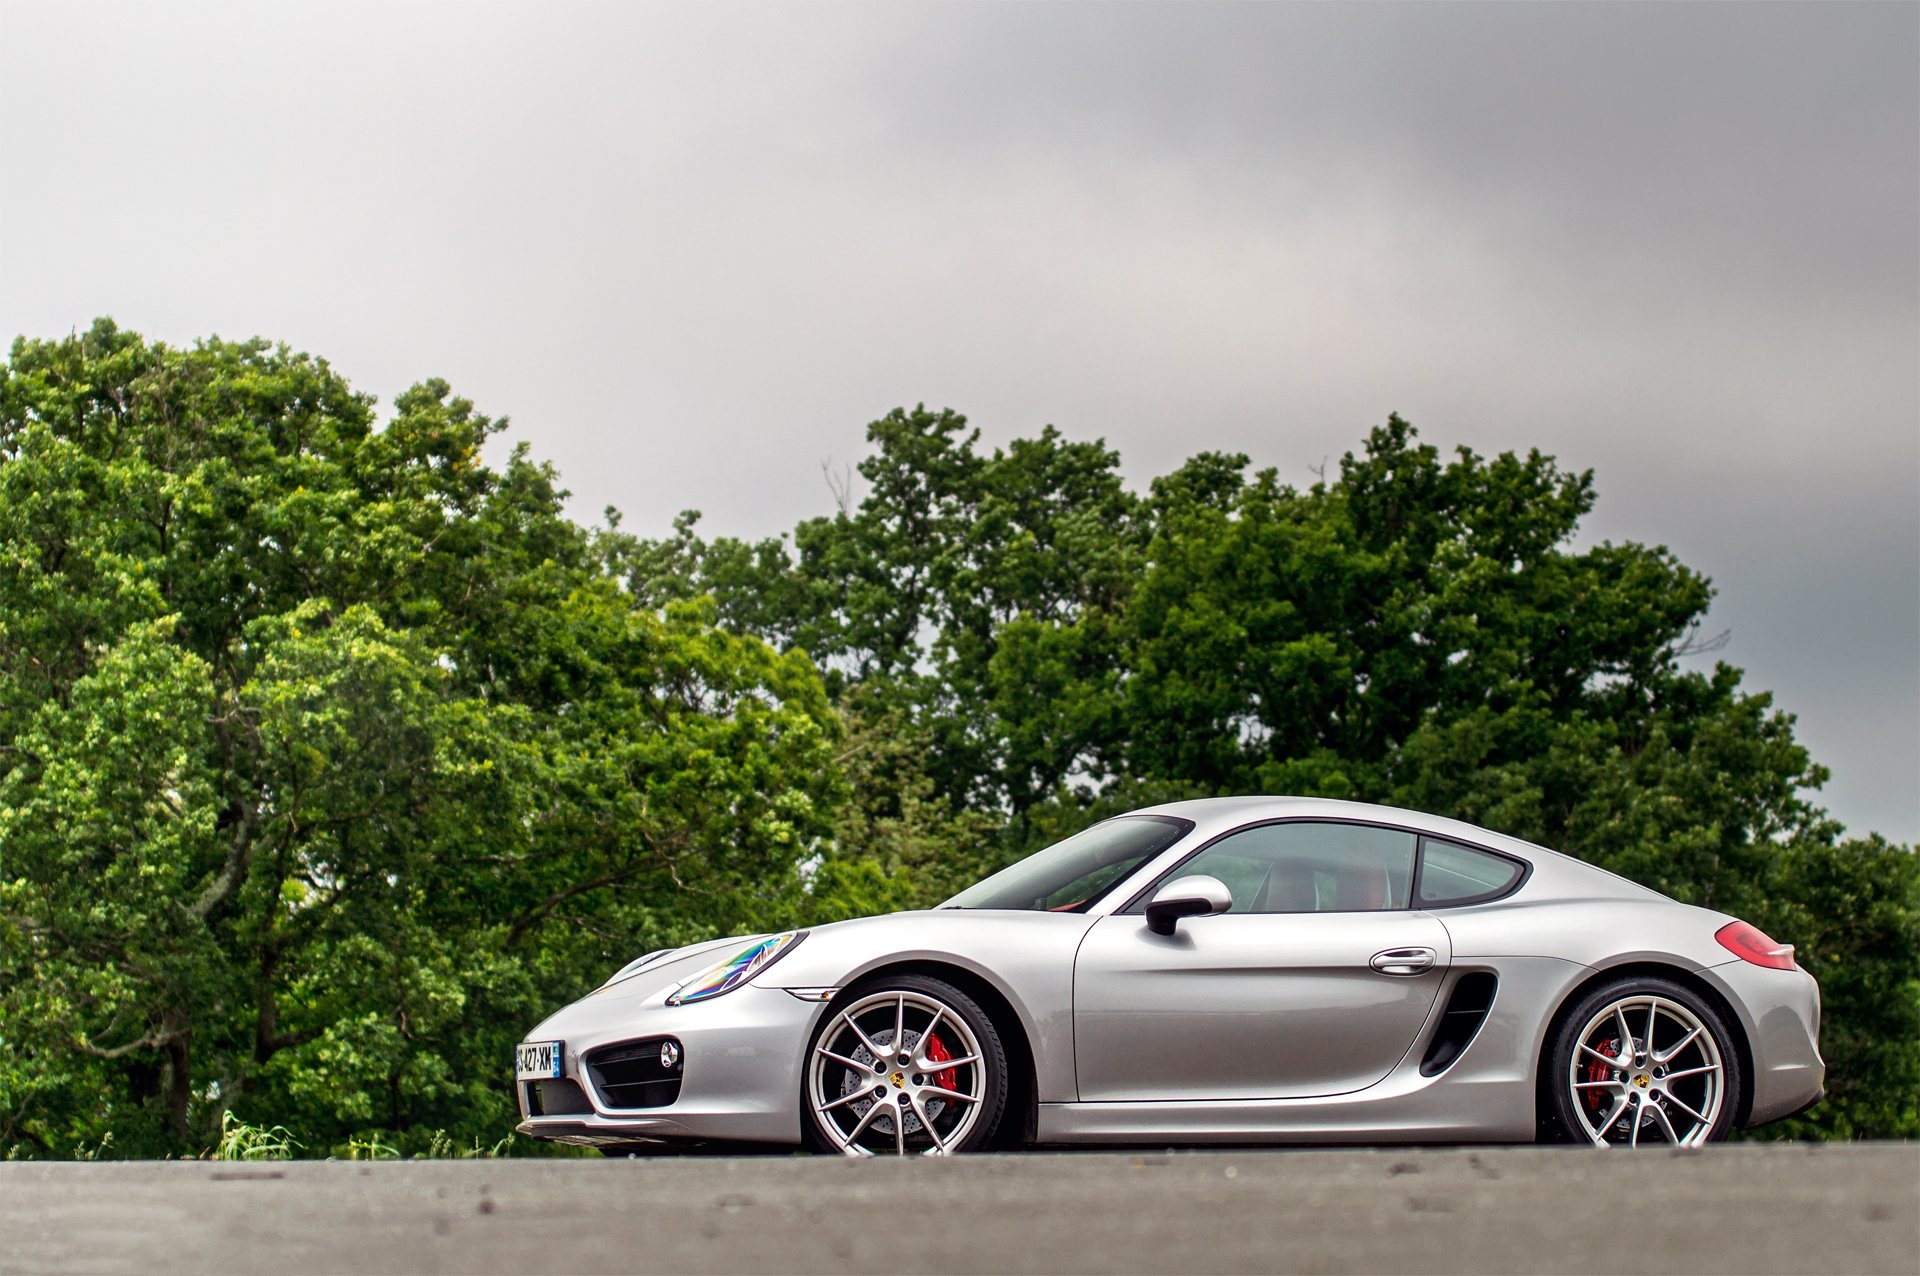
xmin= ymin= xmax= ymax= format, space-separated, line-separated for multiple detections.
xmin=1419 ymin=972 xmax=1498 ymax=1077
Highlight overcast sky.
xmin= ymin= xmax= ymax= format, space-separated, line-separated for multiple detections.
xmin=3 ymin=1 xmax=1915 ymax=841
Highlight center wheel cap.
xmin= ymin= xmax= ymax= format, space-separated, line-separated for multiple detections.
xmin=1634 ymin=1074 xmax=1651 ymax=1088
xmin=889 ymin=1070 xmax=906 ymax=1089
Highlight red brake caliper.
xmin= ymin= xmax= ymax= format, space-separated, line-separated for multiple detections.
xmin=924 ymin=1032 xmax=958 ymax=1092
xmin=1584 ymin=1038 xmax=1618 ymax=1114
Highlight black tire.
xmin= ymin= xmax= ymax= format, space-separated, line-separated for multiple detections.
xmin=1543 ymin=975 xmax=1743 ymax=1147
xmin=802 ymin=973 xmax=1009 ymax=1155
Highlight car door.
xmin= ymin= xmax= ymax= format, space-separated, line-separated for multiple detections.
xmin=1072 ymin=819 xmax=1452 ymax=1102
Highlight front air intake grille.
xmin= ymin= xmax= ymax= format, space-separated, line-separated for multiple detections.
xmin=1419 ymin=972 xmax=1498 ymax=1077
xmin=584 ymin=1037 xmax=684 ymax=1110
xmin=525 ymin=1078 xmax=593 ymax=1117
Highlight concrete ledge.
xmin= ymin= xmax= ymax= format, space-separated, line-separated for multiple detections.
xmin=3 ymin=1143 xmax=1915 ymax=1275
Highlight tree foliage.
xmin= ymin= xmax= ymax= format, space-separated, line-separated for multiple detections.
xmin=0 ymin=322 xmax=840 ymax=1157
xmin=2 ymin=323 xmax=1912 ymax=1155
xmin=628 ymin=408 xmax=1919 ymax=1142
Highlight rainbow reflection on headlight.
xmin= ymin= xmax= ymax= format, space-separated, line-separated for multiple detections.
xmin=665 ymin=931 xmax=803 ymax=1006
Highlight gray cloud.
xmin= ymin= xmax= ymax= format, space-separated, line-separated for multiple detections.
xmin=3 ymin=0 xmax=1913 ymax=839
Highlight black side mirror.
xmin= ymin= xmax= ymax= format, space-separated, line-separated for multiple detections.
xmin=1144 ymin=875 xmax=1233 ymax=936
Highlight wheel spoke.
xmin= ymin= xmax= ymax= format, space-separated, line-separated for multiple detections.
xmin=844 ymin=1096 xmax=886 ymax=1145
xmin=1579 ymin=1042 xmax=1622 ymax=1067
xmin=1592 ymin=1095 xmax=1630 ymax=1143
xmin=1662 ymin=1063 xmax=1720 ymax=1082
xmin=918 ymin=1084 xmax=978 ymax=1106
xmin=916 ymin=1006 xmax=945 ymax=1059
xmin=818 ymin=1047 xmax=868 ymax=1071
xmin=894 ymin=1101 xmax=907 ymax=1155
xmin=1629 ymin=1106 xmax=1643 ymax=1147
xmin=843 ymin=1015 xmax=887 ymax=1062
xmin=1664 ymin=1093 xmax=1710 ymax=1127
xmin=895 ymin=995 xmax=906 ymax=1059
xmin=1646 ymin=1001 xmax=1659 ymax=1057
xmin=931 ymin=1053 xmax=981 ymax=1072
xmin=1655 ymin=1025 xmax=1702 ymax=1065
xmin=1573 ymin=1079 xmax=1624 ymax=1091
xmin=820 ymin=1087 xmax=875 ymax=1113
xmin=909 ymin=1094 xmax=947 ymax=1153
xmin=1614 ymin=1003 xmax=1638 ymax=1058
xmin=1648 ymin=1103 xmax=1682 ymax=1144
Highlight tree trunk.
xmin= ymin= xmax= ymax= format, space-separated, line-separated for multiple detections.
xmin=162 ymin=1035 xmax=193 ymax=1145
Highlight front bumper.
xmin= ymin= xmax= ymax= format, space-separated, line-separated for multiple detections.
xmin=515 ymin=984 xmax=824 ymax=1148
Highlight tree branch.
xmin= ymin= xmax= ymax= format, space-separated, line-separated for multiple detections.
xmin=192 ymin=796 xmax=258 ymax=920
xmin=502 ymin=860 xmax=653 ymax=950
xmin=79 ymin=1029 xmax=171 ymax=1059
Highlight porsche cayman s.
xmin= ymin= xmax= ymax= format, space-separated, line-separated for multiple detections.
xmin=513 ymin=797 xmax=1823 ymax=1155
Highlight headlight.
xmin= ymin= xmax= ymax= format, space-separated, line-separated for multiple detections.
xmin=665 ymin=931 xmax=804 ymax=1006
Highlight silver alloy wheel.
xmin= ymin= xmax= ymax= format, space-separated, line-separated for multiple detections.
xmin=807 ymin=989 xmax=987 ymax=1156
xmin=1568 ymin=994 xmax=1725 ymax=1147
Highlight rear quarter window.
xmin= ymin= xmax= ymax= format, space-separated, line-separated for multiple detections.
xmin=1415 ymin=837 xmax=1527 ymax=907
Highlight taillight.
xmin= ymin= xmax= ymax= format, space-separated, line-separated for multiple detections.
xmin=1716 ymin=920 xmax=1796 ymax=970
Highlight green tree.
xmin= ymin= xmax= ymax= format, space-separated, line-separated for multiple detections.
xmin=0 ymin=321 xmax=841 ymax=1157
xmin=612 ymin=407 xmax=1146 ymax=812
xmin=4 ymin=322 xmax=1910 ymax=1153
xmin=634 ymin=409 xmax=1918 ymax=1140
xmin=1747 ymin=835 xmax=1920 ymax=1139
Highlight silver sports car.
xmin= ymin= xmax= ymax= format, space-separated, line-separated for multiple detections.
xmin=513 ymin=797 xmax=1823 ymax=1154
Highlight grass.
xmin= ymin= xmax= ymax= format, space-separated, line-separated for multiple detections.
xmin=213 ymin=1111 xmax=300 ymax=1161
xmin=421 ymin=1130 xmax=516 ymax=1159
xmin=206 ymin=1115 xmax=520 ymax=1161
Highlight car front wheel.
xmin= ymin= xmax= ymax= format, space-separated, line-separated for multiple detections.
xmin=1545 ymin=976 xmax=1743 ymax=1147
xmin=803 ymin=974 xmax=1008 ymax=1156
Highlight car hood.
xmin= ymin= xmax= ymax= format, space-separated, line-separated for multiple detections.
xmin=584 ymin=932 xmax=777 ymax=1004
xmin=748 ymin=906 xmax=1097 ymax=992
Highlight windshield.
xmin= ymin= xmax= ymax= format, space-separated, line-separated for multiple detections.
xmin=941 ymin=815 xmax=1192 ymax=912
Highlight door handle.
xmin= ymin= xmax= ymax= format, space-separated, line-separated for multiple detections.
xmin=1369 ymin=946 xmax=1437 ymax=976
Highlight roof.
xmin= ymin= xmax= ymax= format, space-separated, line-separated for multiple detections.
xmin=1128 ymin=795 xmax=1664 ymax=903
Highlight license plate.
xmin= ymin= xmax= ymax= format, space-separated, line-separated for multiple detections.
xmin=516 ymin=1040 xmax=564 ymax=1081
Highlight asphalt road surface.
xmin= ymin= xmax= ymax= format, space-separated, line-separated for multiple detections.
xmin=3 ymin=1144 xmax=1915 ymax=1275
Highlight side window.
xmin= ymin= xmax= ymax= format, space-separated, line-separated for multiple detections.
xmin=1163 ymin=822 xmax=1417 ymax=913
xmin=1415 ymin=837 xmax=1526 ymax=907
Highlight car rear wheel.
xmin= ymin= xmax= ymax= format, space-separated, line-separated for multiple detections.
xmin=1545 ymin=976 xmax=1742 ymax=1147
xmin=803 ymin=974 xmax=1007 ymax=1156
